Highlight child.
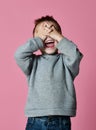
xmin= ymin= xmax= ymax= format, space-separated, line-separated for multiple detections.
xmin=14 ymin=15 xmax=83 ymax=130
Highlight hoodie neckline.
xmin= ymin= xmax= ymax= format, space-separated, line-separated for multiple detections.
xmin=42 ymin=53 xmax=59 ymax=60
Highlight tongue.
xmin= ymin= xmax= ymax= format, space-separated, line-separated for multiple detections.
xmin=45 ymin=42 xmax=54 ymax=48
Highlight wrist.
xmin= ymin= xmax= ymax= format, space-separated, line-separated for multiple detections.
xmin=56 ymin=34 xmax=64 ymax=42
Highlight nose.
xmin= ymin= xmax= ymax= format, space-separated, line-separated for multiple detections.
xmin=44 ymin=36 xmax=53 ymax=43
xmin=45 ymin=36 xmax=53 ymax=41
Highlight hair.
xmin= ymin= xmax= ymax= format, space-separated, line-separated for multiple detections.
xmin=33 ymin=15 xmax=62 ymax=35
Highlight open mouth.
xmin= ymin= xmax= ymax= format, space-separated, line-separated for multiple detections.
xmin=44 ymin=40 xmax=55 ymax=48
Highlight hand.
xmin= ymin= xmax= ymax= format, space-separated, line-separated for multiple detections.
xmin=48 ymin=25 xmax=64 ymax=42
xmin=34 ymin=22 xmax=53 ymax=41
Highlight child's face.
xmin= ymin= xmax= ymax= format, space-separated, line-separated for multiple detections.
xmin=34 ymin=21 xmax=58 ymax=55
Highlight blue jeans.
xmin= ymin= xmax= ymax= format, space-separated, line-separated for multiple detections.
xmin=25 ymin=116 xmax=71 ymax=130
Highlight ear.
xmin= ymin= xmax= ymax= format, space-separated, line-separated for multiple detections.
xmin=33 ymin=29 xmax=38 ymax=37
xmin=35 ymin=28 xmax=38 ymax=33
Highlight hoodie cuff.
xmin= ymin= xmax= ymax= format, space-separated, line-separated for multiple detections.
xmin=56 ymin=37 xmax=77 ymax=53
xmin=33 ymin=37 xmax=44 ymax=49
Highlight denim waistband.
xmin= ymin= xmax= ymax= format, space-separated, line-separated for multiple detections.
xmin=32 ymin=115 xmax=70 ymax=121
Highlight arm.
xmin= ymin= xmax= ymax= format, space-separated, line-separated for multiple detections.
xmin=56 ymin=37 xmax=83 ymax=79
xmin=14 ymin=37 xmax=43 ymax=75
xmin=44 ymin=23 xmax=83 ymax=79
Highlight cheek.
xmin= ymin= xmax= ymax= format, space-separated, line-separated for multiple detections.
xmin=54 ymin=40 xmax=58 ymax=46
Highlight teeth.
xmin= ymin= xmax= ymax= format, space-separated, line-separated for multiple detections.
xmin=45 ymin=41 xmax=54 ymax=44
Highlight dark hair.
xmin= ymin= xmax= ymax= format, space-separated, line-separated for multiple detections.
xmin=33 ymin=15 xmax=62 ymax=35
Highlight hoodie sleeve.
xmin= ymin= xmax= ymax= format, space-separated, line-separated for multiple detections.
xmin=56 ymin=37 xmax=83 ymax=79
xmin=14 ymin=37 xmax=43 ymax=75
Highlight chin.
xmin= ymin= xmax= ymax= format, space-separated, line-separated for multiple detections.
xmin=42 ymin=48 xmax=58 ymax=55
xmin=45 ymin=51 xmax=56 ymax=55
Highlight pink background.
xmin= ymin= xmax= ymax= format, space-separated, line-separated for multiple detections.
xmin=0 ymin=0 xmax=96 ymax=130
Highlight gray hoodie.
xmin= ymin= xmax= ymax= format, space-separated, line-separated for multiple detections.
xmin=14 ymin=37 xmax=83 ymax=117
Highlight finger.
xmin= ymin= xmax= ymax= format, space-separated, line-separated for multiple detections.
xmin=44 ymin=22 xmax=54 ymax=30
xmin=45 ymin=22 xmax=51 ymax=28
xmin=42 ymin=22 xmax=53 ymax=34
xmin=43 ymin=22 xmax=49 ymax=28
xmin=44 ymin=26 xmax=52 ymax=33
xmin=50 ymin=25 xmax=55 ymax=30
xmin=48 ymin=26 xmax=54 ymax=33
xmin=44 ymin=27 xmax=50 ymax=33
